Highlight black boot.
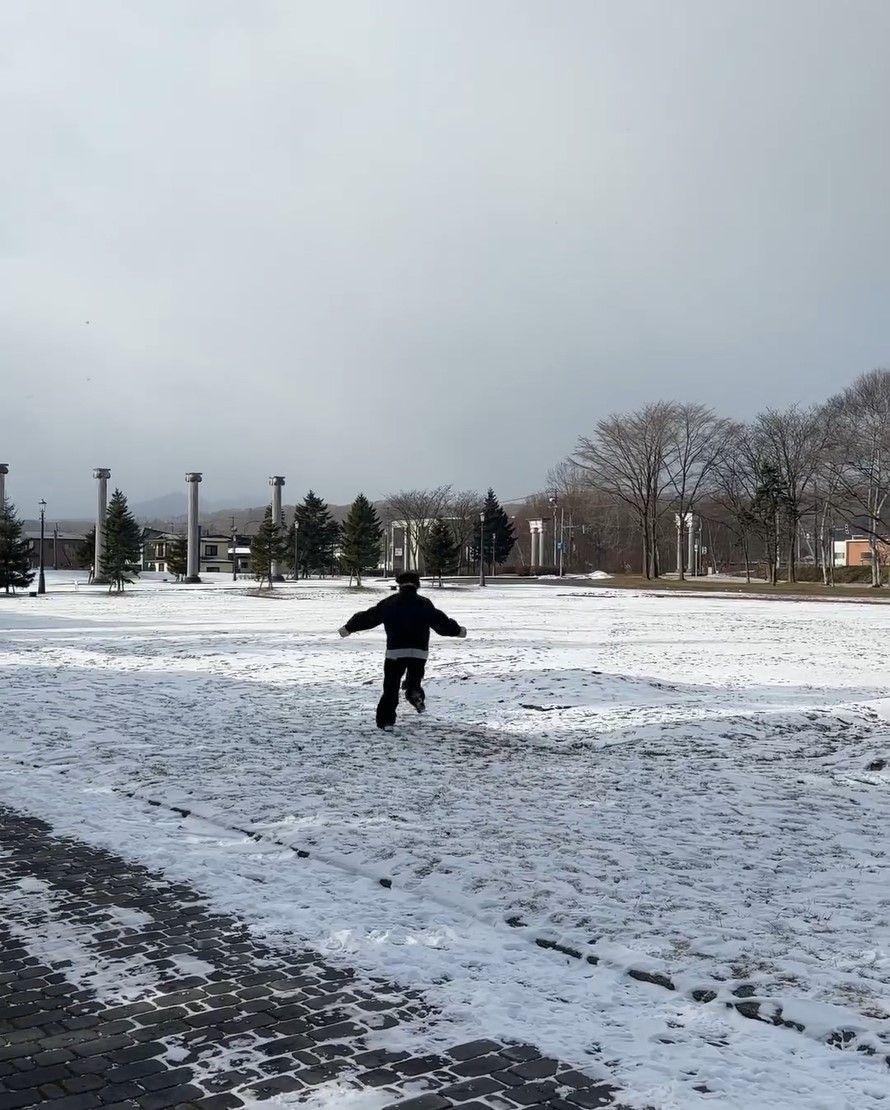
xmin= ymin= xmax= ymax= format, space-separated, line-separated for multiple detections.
xmin=405 ymin=687 xmax=425 ymax=714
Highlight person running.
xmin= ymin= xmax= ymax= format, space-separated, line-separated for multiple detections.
xmin=339 ymin=570 xmax=467 ymax=729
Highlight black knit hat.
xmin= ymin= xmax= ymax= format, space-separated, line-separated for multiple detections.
xmin=395 ymin=570 xmax=421 ymax=588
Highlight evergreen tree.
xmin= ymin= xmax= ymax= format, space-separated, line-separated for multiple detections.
xmin=166 ymin=533 xmax=188 ymax=581
xmin=0 ymin=499 xmax=36 ymax=595
xmin=340 ymin=493 xmax=382 ymax=587
xmin=423 ymin=517 xmax=459 ymax=586
xmin=250 ymin=508 xmax=289 ymax=588
xmin=75 ymin=527 xmax=95 ymax=573
xmin=293 ymin=491 xmax=340 ymax=577
xmin=100 ymin=489 xmax=143 ymax=592
xmin=473 ymin=489 xmax=516 ymax=570
xmin=751 ymin=461 xmax=791 ymax=585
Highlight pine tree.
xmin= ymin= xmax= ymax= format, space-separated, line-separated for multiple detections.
xmin=751 ymin=461 xmax=791 ymax=586
xmin=293 ymin=491 xmax=340 ymax=578
xmin=75 ymin=527 xmax=95 ymax=573
xmin=100 ymin=489 xmax=143 ymax=592
xmin=250 ymin=508 xmax=289 ymax=588
xmin=340 ymin=494 xmax=382 ymax=587
xmin=423 ymin=517 xmax=459 ymax=586
xmin=473 ymin=489 xmax=516 ymax=570
xmin=166 ymin=533 xmax=188 ymax=581
xmin=0 ymin=499 xmax=36 ymax=595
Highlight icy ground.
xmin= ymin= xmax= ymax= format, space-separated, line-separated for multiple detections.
xmin=1 ymin=575 xmax=889 ymax=1108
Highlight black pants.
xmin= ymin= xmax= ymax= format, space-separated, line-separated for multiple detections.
xmin=377 ymin=657 xmax=426 ymax=727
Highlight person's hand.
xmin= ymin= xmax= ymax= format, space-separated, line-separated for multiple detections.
xmin=339 ymin=626 xmax=350 ymax=638
xmin=458 ymin=626 xmax=467 ymax=638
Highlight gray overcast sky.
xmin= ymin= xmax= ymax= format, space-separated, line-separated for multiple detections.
xmin=3 ymin=0 xmax=889 ymax=516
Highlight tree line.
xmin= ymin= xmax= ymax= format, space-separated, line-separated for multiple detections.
xmin=0 ymin=484 xmax=520 ymax=594
xmin=541 ymin=368 xmax=890 ymax=585
xmin=251 ymin=486 xmax=516 ymax=588
xmin=0 ymin=488 xmax=143 ymax=594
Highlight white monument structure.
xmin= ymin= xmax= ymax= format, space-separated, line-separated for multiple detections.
xmin=185 ymin=472 xmax=202 ymax=583
xmin=269 ymin=476 xmax=286 ymax=581
xmin=93 ymin=468 xmax=111 ymax=581
xmin=0 ymin=463 xmax=8 ymax=506
xmin=528 ymin=519 xmax=544 ymax=569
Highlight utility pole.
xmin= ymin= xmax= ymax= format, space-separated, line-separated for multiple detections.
xmin=53 ymin=522 xmax=58 ymax=570
xmin=231 ymin=515 xmax=237 ymax=581
xmin=478 ymin=510 xmax=486 ymax=587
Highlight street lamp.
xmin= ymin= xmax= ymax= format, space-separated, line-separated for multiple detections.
xmin=37 ymin=500 xmax=46 ymax=595
xmin=478 ymin=510 xmax=486 ymax=587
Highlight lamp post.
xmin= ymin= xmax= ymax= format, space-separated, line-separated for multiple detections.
xmin=230 ymin=515 xmax=238 ymax=582
xmin=37 ymin=500 xmax=46 ymax=595
xmin=478 ymin=510 xmax=486 ymax=587
xmin=293 ymin=521 xmax=299 ymax=580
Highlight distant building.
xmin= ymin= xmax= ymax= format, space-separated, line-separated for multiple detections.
xmin=24 ymin=530 xmax=85 ymax=570
xmin=200 ymin=533 xmax=253 ymax=576
xmin=832 ymin=525 xmax=890 ymax=568
xmin=142 ymin=529 xmax=179 ymax=573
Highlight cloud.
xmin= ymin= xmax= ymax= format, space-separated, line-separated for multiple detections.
xmin=2 ymin=0 xmax=889 ymax=514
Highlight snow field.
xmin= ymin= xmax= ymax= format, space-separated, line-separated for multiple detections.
xmin=1 ymin=577 xmax=889 ymax=1108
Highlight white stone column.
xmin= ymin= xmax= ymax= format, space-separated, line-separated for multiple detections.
xmin=269 ymin=476 xmax=285 ymax=581
xmin=185 ymin=473 xmax=202 ymax=583
xmin=0 ymin=464 xmax=8 ymax=507
xmin=93 ymin=468 xmax=111 ymax=582
xmin=529 ymin=520 xmax=543 ymax=569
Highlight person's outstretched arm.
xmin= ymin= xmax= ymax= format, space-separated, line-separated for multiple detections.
xmin=426 ymin=599 xmax=467 ymax=639
xmin=339 ymin=602 xmax=385 ymax=637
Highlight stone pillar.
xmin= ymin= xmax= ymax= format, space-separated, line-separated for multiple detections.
xmin=529 ymin=520 xmax=543 ymax=568
xmin=185 ymin=473 xmax=202 ymax=583
xmin=269 ymin=476 xmax=285 ymax=581
xmin=0 ymin=464 xmax=8 ymax=507
xmin=93 ymin=468 xmax=111 ymax=582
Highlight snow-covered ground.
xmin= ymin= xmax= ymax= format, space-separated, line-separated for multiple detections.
xmin=1 ymin=574 xmax=889 ymax=1108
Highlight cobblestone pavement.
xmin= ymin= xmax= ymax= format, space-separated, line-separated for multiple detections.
xmin=0 ymin=806 xmax=627 ymax=1110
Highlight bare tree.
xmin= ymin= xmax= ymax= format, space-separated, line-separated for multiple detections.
xmin=383 ymin=486 xmax=452 ymax=574
xmin=447 ymin=489 xmax=482 ymax=575
xmin=664 ymin=404 xmax=733 ymax=579
xmin=810 ymin=399 xmax=847 ymax=586
xmin=829 ymin=369 xmax=890 ymax=586
xmin=754 ymin=405 xmax=825 ymax=582
xmin=710 ymin=425 xmax=758 ymax=581
xmin=574 ymin=402 xmax=676 ymax=578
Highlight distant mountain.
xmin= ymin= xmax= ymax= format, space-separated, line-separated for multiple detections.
xmin=132 ymin=491 xmax=272 ymax=526
xmin=131 ymin=492 xmax=188 ymax=520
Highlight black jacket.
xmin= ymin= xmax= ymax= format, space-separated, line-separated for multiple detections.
xmin=344 ymin=586 xmax=463 ymax=659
